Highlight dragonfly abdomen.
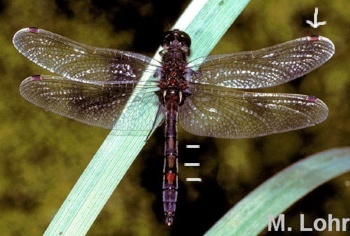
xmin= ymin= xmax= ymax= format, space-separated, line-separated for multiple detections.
xmin=162 ymin=98 xmax=179 ymax=226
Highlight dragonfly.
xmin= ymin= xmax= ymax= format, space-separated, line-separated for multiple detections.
xmin=13 ymin=27 xmax=334 ymax=226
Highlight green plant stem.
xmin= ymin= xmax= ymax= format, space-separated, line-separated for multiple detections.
xmin=205 ymin=147 xmax=350 ymax=235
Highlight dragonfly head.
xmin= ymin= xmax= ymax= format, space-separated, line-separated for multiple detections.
xmin=161 ymin=29 xmax=191 ymax=56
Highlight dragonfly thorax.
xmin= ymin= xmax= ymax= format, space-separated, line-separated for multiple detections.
xmin=156 ymin=29 xmax=192 ymax=108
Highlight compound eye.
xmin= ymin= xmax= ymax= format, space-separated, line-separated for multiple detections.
xmin=162 ymin=30 xmax=175 ymax=47
xmin=178 ymin=31 xmax=191 ymax=47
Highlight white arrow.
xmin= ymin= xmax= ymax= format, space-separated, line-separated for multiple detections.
xmin=306 ymin=7 xmax=327 ymax=28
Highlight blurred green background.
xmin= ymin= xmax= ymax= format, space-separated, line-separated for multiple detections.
xmin=1 ymin=0 xmax=349 ymax=235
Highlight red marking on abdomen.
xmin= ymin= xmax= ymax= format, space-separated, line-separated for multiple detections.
xmin=166 ymin=172 xmax=176 ymax=184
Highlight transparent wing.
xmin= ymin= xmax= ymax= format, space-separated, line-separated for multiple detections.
xmin=13 ymin=27 xmax=155 ymax=84
xmin=179 ymin=84 xmax=328 ymax=139
xmin=20 ymin=75 xmax=159 ymax=130
xmin=189 ymin=36 xmax=335 ymax=89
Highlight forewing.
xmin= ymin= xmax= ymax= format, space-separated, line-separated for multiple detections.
xmin=13 ymin=27 xmax=154 ymax=84
xmin=179 ymin=84 xmax=328 ymax=139
xmin=20 ymin=75 xmax=148 ymax=129
xmin=189 ymin=36 xmax=334 ymax=89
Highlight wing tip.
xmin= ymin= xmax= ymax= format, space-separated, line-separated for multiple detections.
xmin=19 ymin=75 xmax=43 ymax=95
xmin=307 ymin=35 xmax=335 ymax=55
xmin=309 ymin=95 xmax=329 ymax=124
xmin=13 ymin=27 xmax=41 ymax=51
xmin=305 ymin=94 xmax=328 ymax=108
